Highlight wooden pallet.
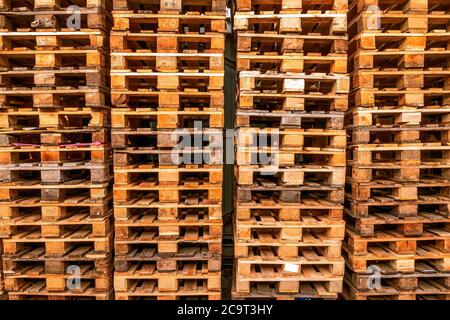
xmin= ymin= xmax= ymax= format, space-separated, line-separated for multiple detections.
xmin=114 ymin=226 xmax=222 ymax=256
xmin=235 ymin=218 xmax=345 ymax=248
xmin=4 ymin=271 xmax=112 ymax=293
xmin=349 ymin=107 xmax=450 ymax=128
xmin=0 ymin=30 xmax=106 ymax=50
xmin=235 ymin=235 xmax=344 ymax=261
xmin=238 ymin=88 xmax=348 ymax=112
xmin=0 ymin=128 xmax=109 ymax=146
xmin=234 ymin=206 xmax=343 ymax=226
xmin=2 ymin=231 xmax=113 ymax=256
xmin=236 ymin=149 xmax=346 ymax=167
xmin=347 ymin=162 xmax=450 ymax=184
xmin=0 ymin=211 xmax=112 ymax=238
xmin=113 ymin=148 xmax=222 ymax=166
xmin=7 ymin=288 xmax=113 ymax=300
xmin=0 ymin=49 xmax=105 ymax=71
xmin=0 ymin=0 xmax=110 ymax=11
xmin=237 ymin=32 xmax=348 ymax=55
xmin=236 ymin=198 xmax=345 ymax=224
xmin=114 ymin=182 xmax=221 ymax=204
xmin=343 ymin=279 xmax=450 ymax=300
xmin=234 ymin=12 xmax=347 ymax=35
xmin=0 ymin=107 xmax=110 ymax=130
xmin=352 ymin=69 xmax=450 ymax=91
xmin=0 ymin=144 xmax=111 ymax=165
xmin=111 ymin=70 xmax=224 ymax=92
xmin=349 ymin=32 xmax=450 ymax=56
xmin=349 ymin=125 xmax=450 ymax=145
xmin=348 ymin=178 xmax=450 ymax=202
xmin=349 ymin=13 xmax=450 ymax=38
xmin=0 ymin=69 xmax=107 ymax=91
xmin=0 ymin=11 xmax=109 ymax=32
xmin=346 ymin=228 xmax=450 ymax=261
xmin=235 ymin=165 xmax=345 ymax=188
xmin=351 ymin=88 xmax=450 ymax=109
xmin=345 ymin=210 xmax=450 ymax=237
xmin=237 ymin=185 xmax=344 ymax=203
xmin=236 ymin=127 xmax=346 ymax=164
xmin=237 ymin=52 xmax=347 ymax=74
xmin=236 ymin=214 xmax=344 ymax=243
xmin=0 ymin=87 xmax=108 ymax=109
xmin=114 ymin=198 xmax=221 ymax=219
xmin=115 ymin=212 xmax=222 ymax=237
xmin=110 ymin=32 xmax=224 ymax=53
xmin=344 ymin=261 xmax=450 ymax=299
xmin=234 ymin=224 xmax=344 ymax=258
xmin=111 ymin=108 xmax=223 ymax=129
xmin=350 ymin=49 xmax=450 ymax=72
xmin=111 ymin=128 xmax=222 ymax=149
xmin=112 ymin=91 xmax=223 ymax=108
xmin=112 ymin=13 xmax=226 ymax=33
xmin=0 ymin=196 xmax=112 ymax=219
xmin=346 ymin=195 xmax=450 ymax=218
xmin=0 ymin=179 xmax=111 ymax=202
xmin=114 ymin=282 xmax=221 ymax=300
xmin=111 ymin=50 xmax=224 ymax=73
xmin=343 ymin=239 xmax=450 ymax=273
xmin=237 ymin=127 xmax=346 ymax=147
xmin=111 ymin=89 xmax=223 ymax=109
xmin=239 ymin=71 xmax=349 ymax=95
xmin=2 ymin=250 xmax=112 ymax=276
xmin=349 ymin=144 xmax=450 ymax=166
xmin=114 ymin=164 xmax=222 ymax=186
xmin=114 ymin=269 xmax=220 ymax=293
xmin=236 ymin=196 xmax=344 ymax=222
xmin=0 ymin=161 xmax=112 ymax=184
xmin=236 ymin=0 xmax=347 ymax=12
xmin=114 ymin=247 xmax=221 ymax=272
xmin=351 ymin=90 xmax=448 ymax=114
xmin=236 ymin=110 xmax=345 ymax=129
xmin=236 ymin=273 xmax=343 ymax=296
xmin=348 ymin=0 xmax=448 ymax=15
xmin=345 ymin=263 xmax=450 ymax=291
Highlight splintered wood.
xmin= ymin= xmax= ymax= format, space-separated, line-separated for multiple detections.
xmin=233 ymin=0 xmax=349 ymax=300
xmin=344 ymin=0 xmax=450 ymax=300
xmin=0 ymin=0 xmax=113 ymax=300
xmin=110 ymin=0 xmax=226 ymax=300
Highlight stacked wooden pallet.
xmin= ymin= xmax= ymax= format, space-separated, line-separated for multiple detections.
xmin=344 ymin=0 xmax=450 ymax=300
xmin=232 ymin=0 xmax=349 ymax=299
xmin=110 ymin=0 xmax=226 ymax=300
xmin=0 ymin=0 xmax=113 ymax=300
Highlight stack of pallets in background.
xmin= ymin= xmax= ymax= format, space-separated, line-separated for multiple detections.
xmin=344 ymin=0 xmax=450 ymax=300
xmin=232 ymin=0 xmax=349 ymax=299
xmin=110 ymin=0 xmax=226 ymax=300
xmin=0 ymin=0 xmax=113 ymax=300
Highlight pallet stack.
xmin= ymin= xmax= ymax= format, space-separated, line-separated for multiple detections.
xmin=232 ymin=0 xmax=349 ymax=299
xmin=344 ymin=0 xmax=450 ymax=300
xmin=110 ymin=0 xmax=226 ymax=300
xmin=0 ymin=0 xmax=113 ymax=300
